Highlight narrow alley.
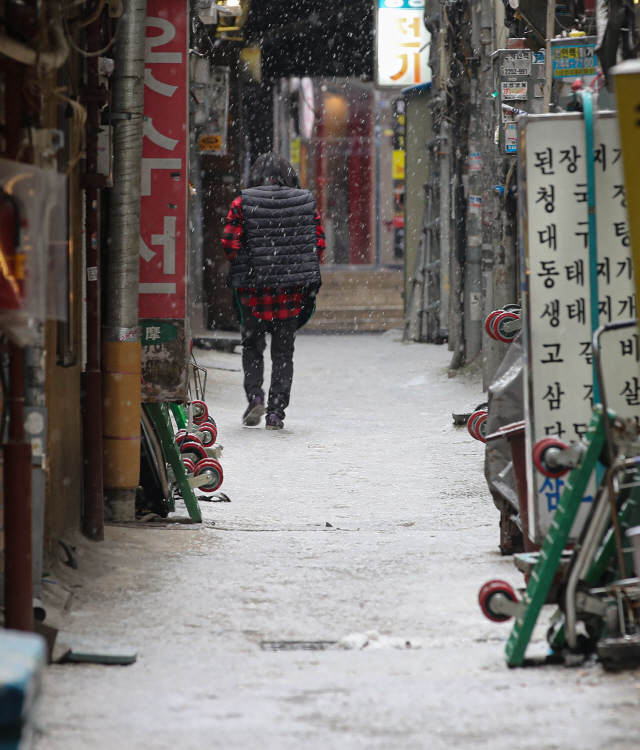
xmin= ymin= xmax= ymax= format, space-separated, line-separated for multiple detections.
xmin=38 ymin=335 xmax=640 ymax=749
xmin=4 ymin=0 xmax=640 ymax=745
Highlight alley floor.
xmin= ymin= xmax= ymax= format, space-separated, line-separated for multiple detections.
xmin=38 ymin=333 xmax=640 ymax=749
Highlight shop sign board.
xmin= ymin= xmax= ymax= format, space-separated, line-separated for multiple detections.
xmin=501 ymin=81 xmax=528 ymax=100
xmin=375 ymin=0 xmax=432 ymax=88
xmin=140 ymin=0 xmax=190 ymax=400
xmin=519 ymin=112 xmax=637 ymax=543
xmin=551 ymin=37 xmax=597 ymax=79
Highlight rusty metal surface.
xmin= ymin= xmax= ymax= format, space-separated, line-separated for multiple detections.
xmin=141 ymin=319 xmax=189 ymax=401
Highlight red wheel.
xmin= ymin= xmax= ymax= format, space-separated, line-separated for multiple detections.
xmin=191 ymin=400 xmax=208 ymax=426
xmin=181 ymin=457 xmax=196 ymax=474
xmin=533 ymin=436 xmax=570 ymax=478
xmin=180 ymin=440 xmax=207 ymax=462
xmin=467 ymin=411 xmax=481 ymax=440
xmin=205 ymin=416 xmax=217 ymax=430
xmin=467 ymin=410 xmax=487 ymax=441
xmin=197 ymin=423 xmax=217 ymax=446
xmin=175 ymin=429 xmax=187 ymax=446
xmin=478 ymin=580 xmax=518 ymax=622
xmin=493 ymin=311 xmax=520 ymax=344
xmin=195 ymin=458 xmax=223 ymax=492
xmin=488 ymin=310 xmax=507 ymax=340
xmin=485 ymin=310 xmax=502 ymax=338
xmin=177 ymin=431 xmax=202 ymax=448
xmin=474 ymin=412 xmax=488 ymax=443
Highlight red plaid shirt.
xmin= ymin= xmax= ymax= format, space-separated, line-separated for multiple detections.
xmin=222 ymin=195 xmax=325 ymax=320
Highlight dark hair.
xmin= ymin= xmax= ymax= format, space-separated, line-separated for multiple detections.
xmin=247 ymin=152 xmax=302 ymax=189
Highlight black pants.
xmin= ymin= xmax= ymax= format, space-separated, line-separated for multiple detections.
xmin=241 ymin=311 xmax=297 ymax=419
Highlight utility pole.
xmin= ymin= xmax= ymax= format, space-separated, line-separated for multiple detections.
xmin=481 ymin=0 xmax=510 ymax=387
xmin=544 ymin=0 xmax=557 ymax=113
xmin=103 ymin=0 xmax=147 ymax=522
xmin=464 ymin=71 xmax=483 ymax=363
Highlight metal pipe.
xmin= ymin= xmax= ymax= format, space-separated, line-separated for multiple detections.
xmin=105 ymin=0 xmax=146 ymax=333
xmin=4 ymin=342 xmax=33 ymax=632
xmin=605 ymin=457 xmax=635 ymax=581
xmin=543 ymin=0 xmax=557 ymax=113
xmin=439 ymin=121 xmax=450 ymax=340
xmin=564 ymin=483 xmax=612 ymax=650
xmin=82 ymin=12 xmax=105 ymax=541
xmin=103 ymin=0 xmax=147 ymax=522
xmin=464 ymin=78 xmax=482 ymax=361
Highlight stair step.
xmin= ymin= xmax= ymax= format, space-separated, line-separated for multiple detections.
xmin=305 ymin=318 xmax=405 ymax=332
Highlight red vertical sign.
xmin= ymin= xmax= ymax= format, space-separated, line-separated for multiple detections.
xmin=140 ymin=0 xmax=187 ymax=317
xmin=139 ymin=0 xmax=189 ymax=399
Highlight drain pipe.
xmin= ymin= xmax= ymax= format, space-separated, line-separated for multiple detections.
xmin=81 ymin=14 xmax=105 ymax=540
xmin=103 ymin=0 xmax=147 ymax=522
xmin=464 ymin=75 xmax=483 ymax=363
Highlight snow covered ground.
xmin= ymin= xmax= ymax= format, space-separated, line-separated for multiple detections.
xmin=38 ymin=333 xmax=640 ymax=749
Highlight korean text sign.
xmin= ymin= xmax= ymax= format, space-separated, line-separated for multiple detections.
xmin=140 ymin=0 xmax=187 ymax=316
xmin=519 ymin=113 xmax=638 ymax=542
xmin=140 ymin=0 xmax=189 ymax=400
xmin=375 ymin=0 xmax=432 ymax=88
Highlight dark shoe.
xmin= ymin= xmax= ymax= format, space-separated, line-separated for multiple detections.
xmin=242 ymin=396 xmax=265 ymax=426
xmin=265 ymin=413 xmax=284 ymax=430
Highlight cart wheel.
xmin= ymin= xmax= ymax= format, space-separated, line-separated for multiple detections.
xmin=474 ymin=412 xmax=488 ymax=443
xmin=191 ymin=400 xmax=208 ymax=425
xmin=195 ymin=457 xmax=224 ymax=492
xmin=205 ymin=416 xmax=217 ymax=430
xmin=533 ymin=436 xmax=570 ymax=478
xmin=180 ymin=440 xmax=207 ymax=462
xmin=175 ymin=429 xmax=188 ymax=446
xmin=474 ymin=401 xmax=489 ymax=412
xmin=478 ymin=580 xmax=518 ymax=622
xmin=503 ymin=304 xmax=521 ymax=313
xmin=197 ymin=423 xmax=217 ymax=446
xmin=467 ymin=410 xmax=487 ymax=441
xmin=492 ymin=311 xmax=520 ymax=344
xmin=176 ymin=431 xmax=203 ymax=448
xmin=485 ymin=310 xmax=502 ymax=338
xmin=181 ymin=457 xmax=196 ymax=474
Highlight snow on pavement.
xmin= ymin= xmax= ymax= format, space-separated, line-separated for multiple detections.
xmin=38 ymin=333 xmax=640 ymax=749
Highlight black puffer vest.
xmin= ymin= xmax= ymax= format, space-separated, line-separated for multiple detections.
xmin=227 ymin=185 xmax=322 ymax=289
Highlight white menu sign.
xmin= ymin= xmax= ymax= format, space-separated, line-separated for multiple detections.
xmin=520 ymin=112 xmax=638 ymax=543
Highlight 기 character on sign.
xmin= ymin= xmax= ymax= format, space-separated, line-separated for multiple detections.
xmin=222 ymin=153 xmax=325 ymax=430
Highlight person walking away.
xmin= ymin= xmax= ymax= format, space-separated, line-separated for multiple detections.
xmin=222 ymin=153 xmax=325 ymax=430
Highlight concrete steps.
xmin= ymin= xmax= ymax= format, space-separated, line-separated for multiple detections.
xmin=307 ymin=267 xmax=404 ymax=332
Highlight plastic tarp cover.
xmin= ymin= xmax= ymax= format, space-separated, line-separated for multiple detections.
xmin=484 ymin=333 xmax=524 ymax=514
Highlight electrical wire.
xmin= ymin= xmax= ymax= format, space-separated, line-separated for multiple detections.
xmin=62 ymin=8 xmax=119 ymax=57
xmin=68 ymin=0 xmax=106 ymax=30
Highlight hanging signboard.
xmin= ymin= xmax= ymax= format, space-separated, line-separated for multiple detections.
xmin=375 ymin=0 xmax=432 ymax=89
xmin=551 ymin=37 xmax=597 ymax=79
xmin=519 ymin=112 xmax=638 ymax=543
xmin=140 ymin=0 xmax=190 ymax=401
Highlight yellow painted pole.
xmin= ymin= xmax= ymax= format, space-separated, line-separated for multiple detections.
xmin=102 ymin=340 xmax=142 ymax=521
xmin=612 ymin=60 xmax=640 ymax=306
